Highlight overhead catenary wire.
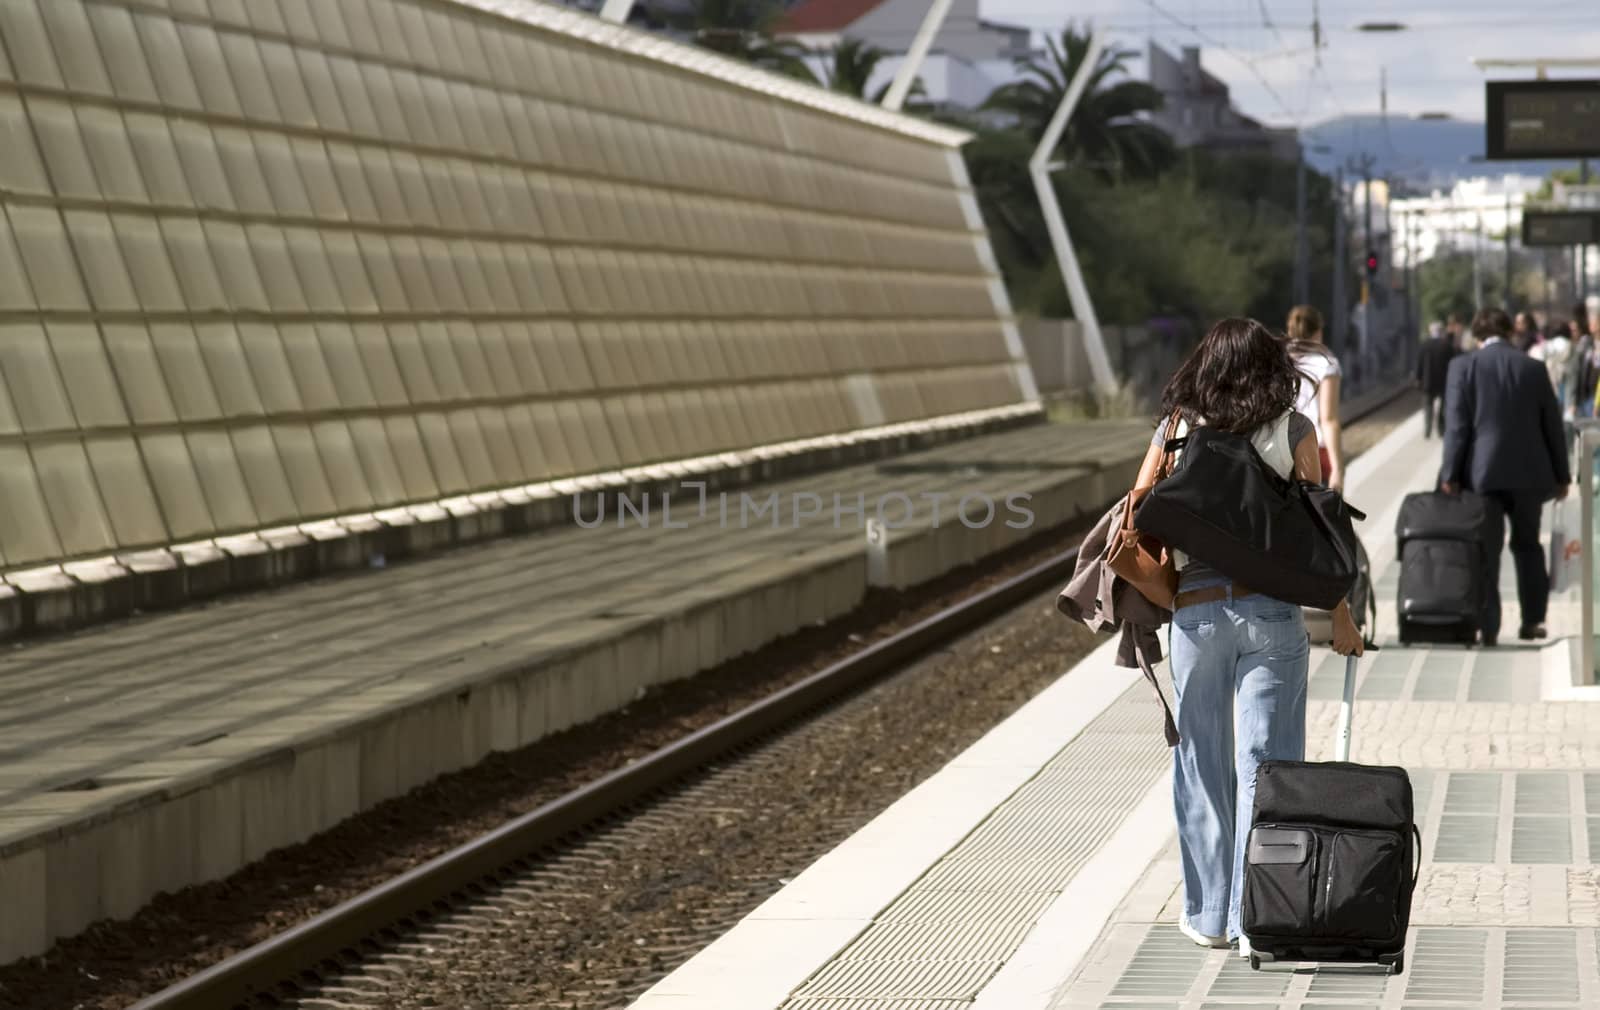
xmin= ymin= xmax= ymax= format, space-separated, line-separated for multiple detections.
xmin=1140 ymin=0 xmax=1301 ymax=124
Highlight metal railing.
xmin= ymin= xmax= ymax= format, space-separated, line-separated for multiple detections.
xmin=1577 ymin=422 xmax=1600 ymax=686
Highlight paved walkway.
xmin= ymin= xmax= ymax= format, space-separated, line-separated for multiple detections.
xmin=635 ymin=411 xmax=1600 ymax=1010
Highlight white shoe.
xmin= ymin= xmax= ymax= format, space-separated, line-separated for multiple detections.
xmin=1238 ymin=935 xmax=1252 ymax=959
xmin=1179 ymin=918 xmax=1230 ymax=948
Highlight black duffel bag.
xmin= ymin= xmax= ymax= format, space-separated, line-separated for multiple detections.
xmin=1132 ymin=425 xmax=1366 ymax=611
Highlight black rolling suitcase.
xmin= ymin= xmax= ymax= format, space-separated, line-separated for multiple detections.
xmin=1242 ymin=654 xmax=1419 ymax=973
xmin=1395 ymin=491 xmax=1492 ymax=645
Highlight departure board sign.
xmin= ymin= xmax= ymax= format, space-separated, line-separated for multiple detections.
xmin=1522 ymin=210 xmax=1600 ymax=247
xmin=1486 ymin=80 xmax=1600 ymax=159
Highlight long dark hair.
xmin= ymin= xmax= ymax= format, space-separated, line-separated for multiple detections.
xmin=1159 ymin=317 xmax=1301 ymax=434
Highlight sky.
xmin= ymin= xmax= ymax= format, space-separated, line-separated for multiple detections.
xmin=976 ymin=0 xmax=1600 ymax=128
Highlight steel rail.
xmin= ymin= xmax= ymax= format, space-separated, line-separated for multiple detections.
xmin=129 ymin=542 xmax=1087 ymax=1009
xmin=129 ymin=382 xmax=1413 ymax=1010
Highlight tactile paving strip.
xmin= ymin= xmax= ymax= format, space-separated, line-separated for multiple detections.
xmin=1305 ymin=646 xmax=1543 ymax=704
xmin=1428 ymin=772 xmax=1592 ymax=866
xmin=1060 ymin=924 xmax=1596 ymax=1008
xmin=783 ymin=684 xmax=1171 ymax=1005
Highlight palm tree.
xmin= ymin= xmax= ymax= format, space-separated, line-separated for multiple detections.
xmin=819 ymin=38 xmax=924 ymax=104
xmin=650 ymin=0 xmax=817 ymax=83
xmin=983 ymin=26 xmax=1174 ymax=181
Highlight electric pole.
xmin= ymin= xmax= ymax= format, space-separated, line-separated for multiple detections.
xmin=1347 ymin=151 xmax=1378 ymax=378
xmin=1504 ymin=181 xmax=1514 ymax=311
xmin=1474 ymin=212 xmax=1484 ymax=309
xmin=1294 ymin=144 xmax=1309 ymax=305
xmin=1332 ymin=166 xmax=1347 ymax=355
xmin=1583 ymin=158 xmax=1592 ymax=303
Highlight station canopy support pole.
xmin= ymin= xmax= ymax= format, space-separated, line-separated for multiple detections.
xmin=882 ymin=0 xmax=954 ymax=112
xmin=1028 ymin=30 xmax=1118 ymax=398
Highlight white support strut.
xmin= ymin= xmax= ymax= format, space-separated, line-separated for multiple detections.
xmin=882 ymin=0 xmax=954 ymax=112
xmin=598 ymin=0 xmax=635 ymax=23
xmin=1027 ymin=30 xmax=1118 ymax=398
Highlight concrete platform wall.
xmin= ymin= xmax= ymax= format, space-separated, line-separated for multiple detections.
xmin=0 ymin=0 xmax=1033 ymax=576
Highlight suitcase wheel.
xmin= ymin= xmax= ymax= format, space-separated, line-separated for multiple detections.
xmin=1249 ymin=953 xmax=1261 ymax=971
xmin=1386 ymin=951 xmax=1404 ymax=975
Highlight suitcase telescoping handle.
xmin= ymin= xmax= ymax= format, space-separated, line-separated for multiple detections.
xmin=1334 ymin=646 xmax=1377 ymax=763
xmin=1335 ymin=654 xmax=1355 ymax=762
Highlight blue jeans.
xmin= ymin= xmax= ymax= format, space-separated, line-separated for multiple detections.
xmin=1169 ymin=578 xmax=1309 ymax=940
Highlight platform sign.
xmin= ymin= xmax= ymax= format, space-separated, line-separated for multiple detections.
xmin=1522 ymin=210 xmax=1600 ymax=247
xmin=1486 ymin=79 xmax=1600 ymax=159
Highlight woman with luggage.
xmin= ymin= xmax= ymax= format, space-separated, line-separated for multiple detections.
xmin=1130 ymin=317 xmax=1364 ymax=958
xmin=1284 ymin=305 xmax=1345 ymax=491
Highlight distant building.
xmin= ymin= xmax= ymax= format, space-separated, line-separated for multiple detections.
xmin=1391 ymin=175 xmax=1542 ymax=264
xmin=777 ymin=0 xmax=1036 ymax=113
xmin=1146 ymin=42 xmax=1299 ymax=162
xmin=779 ymin=0 xmax=1030 ymax=62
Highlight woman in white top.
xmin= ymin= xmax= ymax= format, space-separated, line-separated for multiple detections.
xmin=1133 ymin=318 xmax=1363 ymax=958
xmin=1285 ymin=305 xmax=1344 ymax=491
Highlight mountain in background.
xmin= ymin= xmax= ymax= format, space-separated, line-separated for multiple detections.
xmin=1301 ymin=115 xmax=1581 ymax=191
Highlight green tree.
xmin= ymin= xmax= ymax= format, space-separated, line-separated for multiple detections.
xmin=982 ymin=25 xmax=1175 ymax=182
xmin=819 ymin=38 xmax=926 ymax=103
xmin=653 ymin=0 xmax=817 ymax=82
xmin=1532 ymin=166 xmax=1584 ymax=202
xmin=821 ymin=38 xmax=879 ymax=99
xmin=1418 ymin=251 xmax=1504 ymax=323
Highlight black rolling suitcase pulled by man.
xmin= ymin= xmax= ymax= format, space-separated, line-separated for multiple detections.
xmin=1394 ymin=491 xmax=1492 ymax=645
xmin=1242 ymin=654 xmax=1419 ymax=973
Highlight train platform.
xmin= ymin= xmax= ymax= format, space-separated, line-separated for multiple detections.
xmin=0 ymin=416 xmax=1147 ymax=965
xmin=632 ymin=410 xmax=1600 ymax=1010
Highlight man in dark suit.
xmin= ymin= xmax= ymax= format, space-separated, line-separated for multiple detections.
xmin=1441 ymin=308 xmax=1571 ymax=645
xmin=1416 ymin=320 xmax=1456 ymax=438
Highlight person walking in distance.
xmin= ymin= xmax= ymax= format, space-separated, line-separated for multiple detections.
xmin=1132 ymin=318 xmax=1364 ymax=957
xmin=1573 ymin=302 xmax=1598 ymax=418
xmin=1284 ymin=305 xmax=1345 ymax=490
xmin=1440 ymin=308 xmax=1571 ymax=645
xmin=1416 ymin=320 xmax=1455 ymax=439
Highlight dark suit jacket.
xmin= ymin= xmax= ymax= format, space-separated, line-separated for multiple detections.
xmin=1441 ymin=340 xmax=1570 ymax=494
xmin=1416 ymin=336 xmax=1455 ymax=395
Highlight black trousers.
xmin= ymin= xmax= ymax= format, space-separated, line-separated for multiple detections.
xmin=1479 ymin=490 xmax=1549 ymax=638
xmin=1423 ymin=394 xmax=1444 ymax=438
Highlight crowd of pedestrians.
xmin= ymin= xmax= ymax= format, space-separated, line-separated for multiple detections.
xmin=1422 ymin=300 xmax=1598 ymax=417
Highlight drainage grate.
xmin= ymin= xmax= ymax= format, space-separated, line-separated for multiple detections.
xmin=1409 ymin=769 xmax=1437 ymax=829
xmin=1515 ymin=772 xmax=1570 ymax=814
xmin=1303 ymin=964 xmax=1391 ymax=1001
xmin=1308 ymin=652 xmax=1347 ymax=701
xmin=1435 ymin=773 xmax=1500 ymax=863
xmin=1502 ymin=928 xmax=1580 ymax=1004
xmin=1356 ymin=650 xmax=1411 ymax=701
xmin=1444 ymin=772 xmax=1501 ymax=814
xmin=1205 ymin=954 xmax=1287 ymax=999
xmin=1511 ymin=774 xmax=1573 ymax=864
xmin=1080 ymin=928 xmax=1596 ymax=1009
xmin=1412 ymin=652 xmax=1465 ymax=701
xmin=1108 ymin=930 xmax=1209 ymax=1000
xmin=1467 ymin=651 xmax=1517 ymax=701
xmin=1404 ymin=927 xmax=1486 ymax=1003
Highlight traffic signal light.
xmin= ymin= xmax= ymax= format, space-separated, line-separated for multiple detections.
xmin=1364 ymin=250 xmax=1379 ymax=276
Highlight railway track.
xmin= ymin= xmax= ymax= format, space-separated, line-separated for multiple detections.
xmin=123 ymin=386 xmax=1417 ymax=1010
